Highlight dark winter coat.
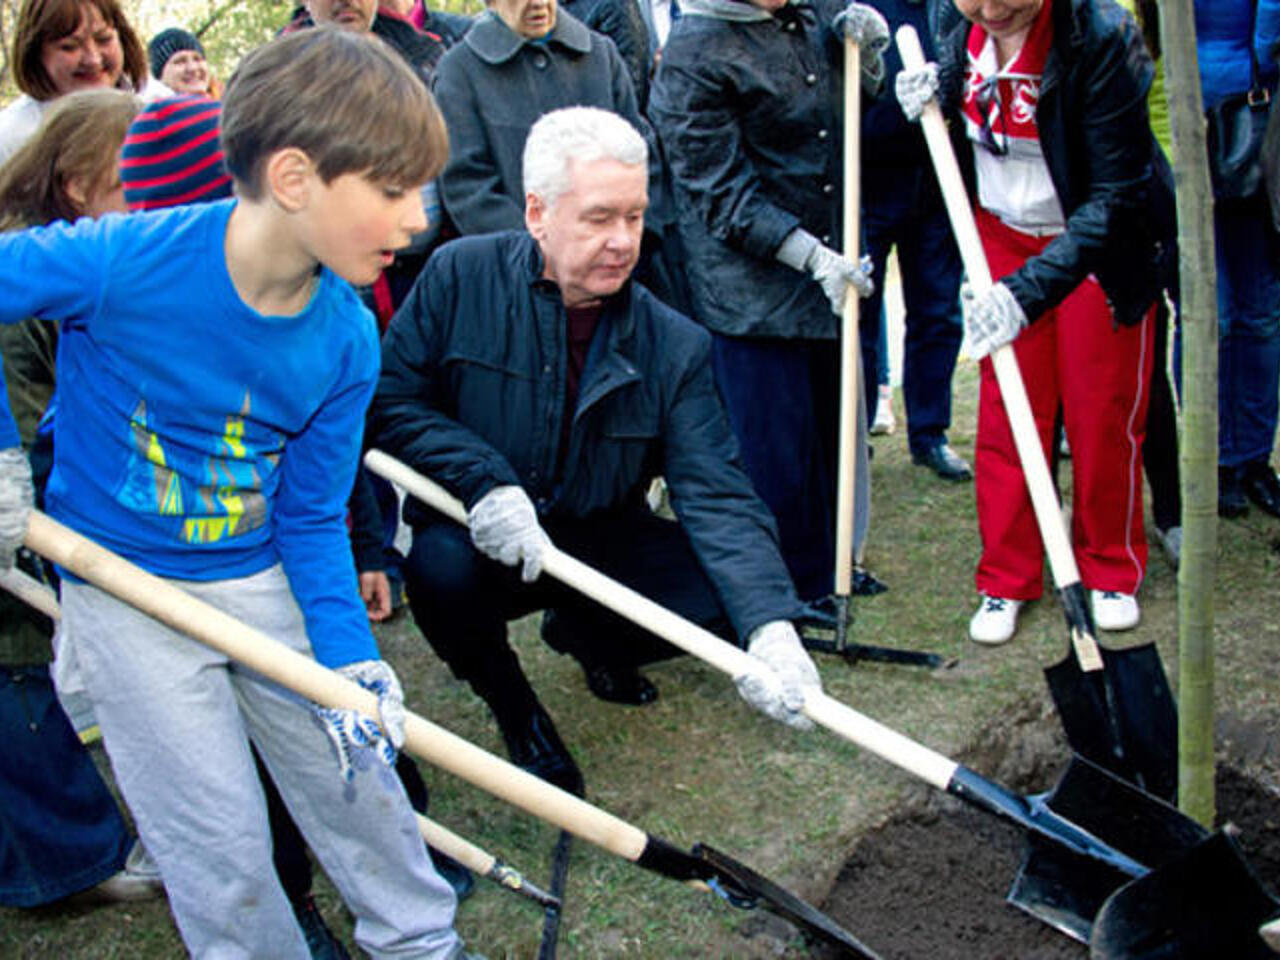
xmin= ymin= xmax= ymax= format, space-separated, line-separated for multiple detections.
xmin=561 ymin=0 xmax=653 ymax=107
xmin=647 ymin=0 xmax=847 ymax=339
xmin=370 ymin=231 xmax=804 ymax=638
xmin=433 ymin=10 xmax=654 ymax=236
xmin=931 ymin=0 xmax=1177 ymax=326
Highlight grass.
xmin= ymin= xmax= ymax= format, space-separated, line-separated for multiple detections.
xmin=5 ymin=356 xmax=1280 ymax=958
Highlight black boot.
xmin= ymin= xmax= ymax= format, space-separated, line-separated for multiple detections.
xmin=1219 ymin=465 xmax=1249 ymax=518
xmin=1242 ymin=459 xmax=1280 ymax=518
xmin=543 ymin=608 xmax=658 ymax=706
xmin=498 ymin=701 xmax=584 ymax=798
xmin=467 ymin=656 xmax=585 ymax=797
xmin=294 ymin=895 xmax=351 ymax=960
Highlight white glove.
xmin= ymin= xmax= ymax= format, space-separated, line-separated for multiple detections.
xmin=895 ymin=61 xmax=939 ymax=122
xmin=833 ymin=3 xmax=891 ymax=92
xmin=962 ymin=282 xmax=1028 ymax=360
xmin=734 ymin=620 xmax=822 ymax=731
xmin=468 ymin=485 xmax=547 ymax=583
xmin=0 ymin=447 xmax=33 ymax=571
xmin=776 ymin=229 xmax=875 ymax=316
xmin=315 ymin=659 xmax=405 ymax=782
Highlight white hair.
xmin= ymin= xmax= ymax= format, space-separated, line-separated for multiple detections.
xmin=522 ymin=106 xmax=647 ymax=208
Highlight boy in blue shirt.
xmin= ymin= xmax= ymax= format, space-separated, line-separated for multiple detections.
xmin=0 ymin=28 xmax=470 ymax=959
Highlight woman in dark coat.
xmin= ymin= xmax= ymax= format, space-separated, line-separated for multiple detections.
xmin=649 ymin=0 xmax=887 ymax=602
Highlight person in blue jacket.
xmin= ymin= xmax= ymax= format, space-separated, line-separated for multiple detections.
xmin=0 ymin=29 xmax=471 ymax=960
xmin=371 ymin=107 xmax=823 ymax=796
xmin=1193 ymin=0 xmax=1280 ymax=519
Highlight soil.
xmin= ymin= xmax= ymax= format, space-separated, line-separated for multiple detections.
xmin=815 ymin=715 xmax=1280 ymax=960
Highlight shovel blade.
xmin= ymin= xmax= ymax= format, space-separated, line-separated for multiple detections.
xmin=1044 ymin=755 xmax=1206 ymax=867
xmin=694 ymin=843 xmax=883 ymax=959
xmin=1010 ymin=834 xmax=1130 ymax=944
xmin=1006 ymin=756 xmax=1210 ymax=942
xmin=1046 ymin=642 xmax=1178 ymax=802
xmin=1091 ymin=831 xmax=1280 ymax=960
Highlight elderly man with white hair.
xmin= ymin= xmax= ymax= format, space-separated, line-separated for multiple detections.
xmin=370 ymin=107 xmax=822 ymax=795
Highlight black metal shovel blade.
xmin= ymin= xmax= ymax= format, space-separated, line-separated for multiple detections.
xmin=1091 ymin=831 xmax=1280 ymax=960
xmin=1007 ymin=755 xmax=1209 ymax=943
xmin=694 ymin=843 xmax=883 ymax=959
xmin=1043 ymin=754 xmax=1207 ymax=867
xmin=1045 ymin=641 xmax=1178 ymax=802
xmin=1010 ymin=833 xmax=1132 ymax=944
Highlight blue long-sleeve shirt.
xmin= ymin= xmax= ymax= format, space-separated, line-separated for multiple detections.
xmin=0 ymin=199 xmax=380 ymax=667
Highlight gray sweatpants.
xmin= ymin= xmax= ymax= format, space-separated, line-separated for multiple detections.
xmin=61 ymin=565 xmax=461 ymax=960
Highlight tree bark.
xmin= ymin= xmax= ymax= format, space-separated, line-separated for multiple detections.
xmin=1159 ymin=0 xmax=1218 ymax=828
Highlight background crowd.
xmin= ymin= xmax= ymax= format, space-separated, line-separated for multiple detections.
xmin=0 ymin=0 xmax=1276 ymax=957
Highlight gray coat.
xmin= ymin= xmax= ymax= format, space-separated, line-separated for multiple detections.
xmin=434 ymin=10 xmax=654 ymax=235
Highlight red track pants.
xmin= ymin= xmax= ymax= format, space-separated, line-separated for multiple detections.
xmin=974 ymin=207 xmax=1154 ymax=600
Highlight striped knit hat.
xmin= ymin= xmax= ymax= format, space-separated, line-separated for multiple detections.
xmin=119 ymin=96 xmax=233 ymax=211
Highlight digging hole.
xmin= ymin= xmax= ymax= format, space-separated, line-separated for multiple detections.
xmin=810 ymin=704 xmax=1280 ymax=959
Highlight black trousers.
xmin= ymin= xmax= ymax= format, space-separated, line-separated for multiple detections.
xmin=401 ymin=507 xmax=732 ymax=699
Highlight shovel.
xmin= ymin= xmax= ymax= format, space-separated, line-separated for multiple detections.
xmin=894 ymin=25 xmax=1177 ymax=802
xmin=0 ymin=566 xmax=560 ymax=912
xmin=802 ymin=33 xmax=946 ymax=672
xmin=367 ymin=449 xmax=1280 ymax=952
xmin=21 ymin=511 xmax=877 ymax=959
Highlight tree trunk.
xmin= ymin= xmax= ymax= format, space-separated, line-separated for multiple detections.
xmin=1159 ymin=0 xmax=1218 ymax=828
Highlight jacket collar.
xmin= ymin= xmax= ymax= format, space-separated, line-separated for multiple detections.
xmin=520 ymin=232 xmax=638 ymax=343
xmin=464 ymin=9 xmax=592 ymax=64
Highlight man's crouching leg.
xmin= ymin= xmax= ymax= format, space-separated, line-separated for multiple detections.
xmin=402 ymin=520 xmax=584 ymax=797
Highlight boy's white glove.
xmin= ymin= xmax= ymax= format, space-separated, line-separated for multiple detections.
xmin=315 ymin=658 xmax=405 ymax=782
xmin=962 ymin=282 xmax=1028 ymax=360
xmin=833 ymin=3 xmax=891 ymax=92
xmin=895 ymin=61 xmax=939 ymax=121
xmin=0 ymin=447 xmax=33 ymax=571
xmin=734 ymin=620 xmax=821 ymax=730
xmin=776 ymin=228 xmax=875 ymax=316
xmin=468 ymin=485 xmax=548 ymax=583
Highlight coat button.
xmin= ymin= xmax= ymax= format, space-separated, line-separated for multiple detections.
xmin=822 ymin=234 xmax=831 ymax=244
xmin=534 ymin=53 xmax=548 ymax=69
xmin=543 ymin=364 xmax=552 ymax=374
xmin=818 ymin=128 xmax=828 ymax=139
xmin=822 ymin=183 xmax=834 ymax=194
xmin=806 ymin=73 xmax=817 ymax=85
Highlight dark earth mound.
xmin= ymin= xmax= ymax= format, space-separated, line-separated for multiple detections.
xmin=817 ymin=765 xmax=1280 ymax=960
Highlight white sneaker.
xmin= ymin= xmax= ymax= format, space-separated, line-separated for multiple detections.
xmin=969 ymin=595 xmax=1023 ymax=645
xmin=1091 ymin=590 xmax=1140 ymax=631
xmin=870 ymin=385 xmax=895 ymax=436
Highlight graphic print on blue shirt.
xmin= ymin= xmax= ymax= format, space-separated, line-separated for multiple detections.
xmin=120 ymin=391 xmax=273 ymax=545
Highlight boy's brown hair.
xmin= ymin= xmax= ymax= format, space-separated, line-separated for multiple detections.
xmin=221 ymin=27 xmax=448 ymax=201
xmin=0 ymin=88 xmax=140 ymax=230
xmin=13 ymin=0 xmax=148 ymax=101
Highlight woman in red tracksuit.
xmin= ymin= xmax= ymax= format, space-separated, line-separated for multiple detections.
xmin=897 ymin=0 xmax=1176 ymax=644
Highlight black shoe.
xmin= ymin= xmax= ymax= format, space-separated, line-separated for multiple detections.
xmin=912 ymin=443 xmax=973 ymax=481
xmin=1219 ymin=466 xmax=1249 ymax=518
xmin=1242 ymin=460 xmax=1280 ymax=518
xmin=583 ymin=661 xmax=658 ymax=706
xmin=500 ymin=704 xmax=584 ymax=797
xmin=294 ymin=896 xmax=351 ymax=960
xmin=427 ymin=845 xmax=476 ymax=902
xmin=850 ymin=567 xmax=888 ymax=595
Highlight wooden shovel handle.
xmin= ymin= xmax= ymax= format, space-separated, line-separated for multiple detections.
xmin=835 ymin=36 xmax=863 ymax=597
xmin=366 ymin=450 xmax=961 ymax=791
xmin=0 ymin=566 xmax=59 ymax=620
xmin=895 ymin=27 xmax=1100 ymax=671
xmin=0 ymin=553 xmax=534 ymax=882
xmin=21 ymin=510 xmax=649 ymax=862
